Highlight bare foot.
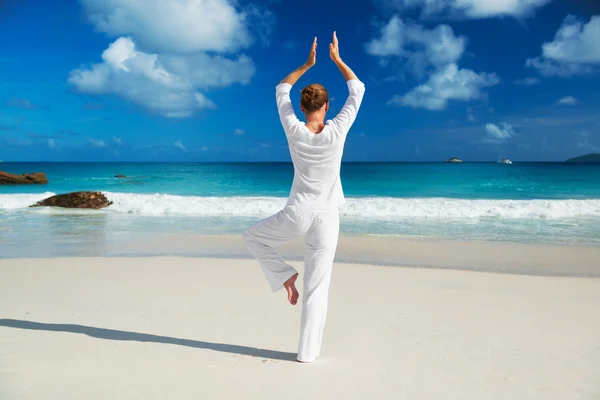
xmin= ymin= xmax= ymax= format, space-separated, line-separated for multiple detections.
xmin=283 ymin=273 xmax=299 ymax=305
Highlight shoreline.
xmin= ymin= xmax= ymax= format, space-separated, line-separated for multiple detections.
xmin=2 ymin=234 xmax=599 ymax=277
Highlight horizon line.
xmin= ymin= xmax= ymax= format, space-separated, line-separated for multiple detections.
xmin=0 ymin=160 xmax=587 ymax=164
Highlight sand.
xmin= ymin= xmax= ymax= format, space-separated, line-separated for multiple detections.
xmin=1 ymin=257 xmax=599 ymax=399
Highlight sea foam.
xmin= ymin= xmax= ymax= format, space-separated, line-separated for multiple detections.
xmin=2 ymin=192 xmax=600 ymax=220
xmin=0 ymin=192 xmax=56 ymax=210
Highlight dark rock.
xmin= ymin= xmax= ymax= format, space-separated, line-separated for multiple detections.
xmin=114 ymin=174 xmax=128 ymax=178
xmin=31 ymin=191 xmax=112 ymax=209
xmin=0 ymin=171 xmax=48 ymax=185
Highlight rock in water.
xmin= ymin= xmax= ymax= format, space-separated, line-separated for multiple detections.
xmin=31 ymin=191 xmax=113 ymax=209
xmin=0 ymin=171 xmax=48 ymax=184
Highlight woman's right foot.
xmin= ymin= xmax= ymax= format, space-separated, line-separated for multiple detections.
xmin=283 ymin=273 xmax=299 ymax=305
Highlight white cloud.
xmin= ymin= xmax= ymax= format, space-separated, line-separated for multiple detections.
xmin=234 ymin=128 xmax=246 ymax=135
xmin=557 ymin=96 xmax=578 ymax=105
xmin=47 ymin=138 xmax=57 ymax=149
xmin=161 ymin=53 xmax=255 ymax=89
xmin=380 ymin=0 xmax=552 ymax=19
xmin=484 ymin=122 xmax=516 ymax=142
xmin=527 ymin=16 xmax=600 ymax=77
xmin=392 ymin=63 xmax=499 ymax=110
xmin=174 ymin=141 xmax=187 ymax=152
xmin=69 ymin=0 xmax=267 ymax=118
xmin=515 ymin=77 xmax=541 ymax=85
xmin=80 ymin=0 xmax=255 ymax=53
xmin=113 ymin=136 xmax=122 ymax=145
xmin=367 ymin=16 xmax=498 ymax=110
xmin=366 ymin=16 xmax=406 ymax=57
xmin=68 ymin=37 xmax=256 ymax=117
xmin=89 ymin=139 xmax=106 ymax=147
xmin=366 ymin=16 xmax=465 ymax=75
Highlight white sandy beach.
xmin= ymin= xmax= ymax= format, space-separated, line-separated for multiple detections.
xmin=1 ymin=256 xmax=599 ymax=399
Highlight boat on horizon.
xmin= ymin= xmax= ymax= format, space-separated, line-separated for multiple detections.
xmin=498 ymin=151 xmax=512 ymax=165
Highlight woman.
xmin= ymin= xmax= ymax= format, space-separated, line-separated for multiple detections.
xmin=243 ymin=32 xmax=365 ymax=363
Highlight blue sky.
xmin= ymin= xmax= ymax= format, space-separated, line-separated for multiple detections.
xmin=1 ymin=0 xmax=599 ymax=162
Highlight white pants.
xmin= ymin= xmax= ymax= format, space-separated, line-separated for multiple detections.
xmin=243 ymin=205 xmax=340 ymax=362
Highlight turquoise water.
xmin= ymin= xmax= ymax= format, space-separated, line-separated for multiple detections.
xmin=2 ymin=162 xmax=600 ymax=257
xmin=2 ymin=162 xmax=600 ymax=199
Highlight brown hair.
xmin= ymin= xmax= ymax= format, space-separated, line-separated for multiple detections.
xmin=301 ymin=84 xmax=328 ymax=113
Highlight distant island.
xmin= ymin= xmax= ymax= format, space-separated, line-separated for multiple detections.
xmin=446 ymin=157 xmax=463 ymax=163
xmin=565 ymin=153 xmax=600 ymax=163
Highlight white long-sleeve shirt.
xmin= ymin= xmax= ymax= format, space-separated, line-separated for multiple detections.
xmin=276 ymin=79 xmax=366 ymax=211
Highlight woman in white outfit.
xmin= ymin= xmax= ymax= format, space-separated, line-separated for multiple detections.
xmin=243 ymin=32 xmax=365 ymax=363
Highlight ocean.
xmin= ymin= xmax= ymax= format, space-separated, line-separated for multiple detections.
xmin=2 ymin=162 xmax=600 ymax=258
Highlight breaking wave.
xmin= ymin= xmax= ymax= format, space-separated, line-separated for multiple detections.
xmin=3 ymin=192 xmax=600 ymax=220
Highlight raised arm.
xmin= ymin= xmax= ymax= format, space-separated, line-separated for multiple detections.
xmin=329 ymin=32 xmax=365 ymax=134
xmin=276 ymin=38 xmax=317 ymax=133
xmin=329 ymin=32 xmax=358 ymax=82
xmin=280 ymin=37 xmax=317 ymax=86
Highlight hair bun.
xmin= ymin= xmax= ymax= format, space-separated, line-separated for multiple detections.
xmin=300 ymin=84 xmax=329 ymax=113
